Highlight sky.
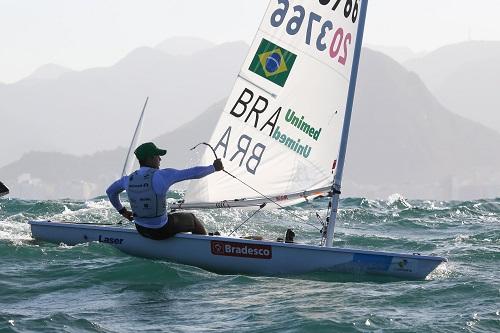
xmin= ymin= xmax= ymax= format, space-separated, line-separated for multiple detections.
xmin=1 ymin=0 xmax=500 ymax=83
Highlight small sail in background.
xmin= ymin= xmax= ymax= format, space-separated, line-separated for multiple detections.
xmin=121 ymin=97 xmax=149 ymax=177
xmin=0 ymin=181 xmax=9 ymax=198
xmin=185 ymin=0 xmax=364 ymax=207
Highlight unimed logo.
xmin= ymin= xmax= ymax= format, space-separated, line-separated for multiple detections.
xmin=211 ymin=240 xmax=272 ymax=259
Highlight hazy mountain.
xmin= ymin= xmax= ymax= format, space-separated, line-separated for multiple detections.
xmin=405 ymin=41 xmax=500 ymax=90
xmin=405 ymin=41 xmax=500 ymax=133
xmin=0 ymin=101 xmax=224 ymax=200
xmin=0 ymin=150 xmax=125 ymax=200
xmin=20 ymin=63 xmax=73 ymax=82
xmin=154 ymin=100 xmax=223 ymax=167
xmin=0 ymin=40 xmax=248 ymax=168
xmin=433 ymin=57 xmax=500 ymax=134
xmin=344 ymin=48 xmax=500 ymax=199
xmin=2 ymin=47 xmax=500 ymax=200
xmin=155 ymin=36 xmax=215 ymax=56
xmin=365 ymin=44 xmax=426 ymax=63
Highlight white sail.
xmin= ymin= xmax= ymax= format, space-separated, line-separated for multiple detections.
xmin=185 ymin=0 xmax=365 ymax=206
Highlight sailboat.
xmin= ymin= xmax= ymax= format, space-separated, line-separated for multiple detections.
xmin=29 ymin=0 xmax=447 ymax=279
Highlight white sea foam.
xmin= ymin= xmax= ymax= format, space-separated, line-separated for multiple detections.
xmin=454 ymin=234 xmax=470 ymax=243
xmin=0 ymin=219 xmax=32 ymax=244
xmin=62 ymin=205 xmax=73 ymax=215
xmin=84 ymin=199 xmax=112 ymax=210
xmin=427 ymin=261 xmax=453 ymax=280
xmin=387 ymin=193 xmax=412 ymax=208
xmin=49 ymin=199 xmax=115 ymax=223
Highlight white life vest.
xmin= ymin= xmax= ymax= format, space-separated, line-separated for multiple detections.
xmin=126 ymin=169 xmax=166 ymax=218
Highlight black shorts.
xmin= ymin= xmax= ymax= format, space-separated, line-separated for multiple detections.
xmin=135 ymin=212 xmax=198 ymax=240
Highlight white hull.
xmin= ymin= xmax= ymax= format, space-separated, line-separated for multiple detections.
xmin=29 ymin=220 xmax=446 ymax=279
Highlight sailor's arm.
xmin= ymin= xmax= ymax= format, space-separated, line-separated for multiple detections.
xmin=157 ymin=159 xmax=224 ymax=188
xmin=106 ymin=177 xmax=133 ymax=221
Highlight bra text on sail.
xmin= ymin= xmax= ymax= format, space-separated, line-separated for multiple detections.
xmin=230 ymin=88 xmax=281 ymax=136
xmin=216 ymin=86 xmax=319 ymax=162
xmin=214 ymin=126 xmax=266 ymax=175
xmin=213 ymin=86 xmax=285 ymax=175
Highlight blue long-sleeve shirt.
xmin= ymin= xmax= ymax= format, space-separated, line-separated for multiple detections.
xmin=106 ymin=165 xmax=214 ymax=228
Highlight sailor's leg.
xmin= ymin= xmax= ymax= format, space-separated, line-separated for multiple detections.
xmin=192 ymin=214 xmax=207 ymax=235
xmin=168 ymin=212 xmax=207 ymax=235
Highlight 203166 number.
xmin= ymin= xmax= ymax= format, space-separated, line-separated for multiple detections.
xmin=270 ymin=0 xmax=354 ymax=66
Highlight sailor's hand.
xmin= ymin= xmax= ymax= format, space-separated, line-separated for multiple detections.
xmin=213 ymin=158 xmax=224 ymax=172
xmin=118 ymin=207 xmax=134 ymax=221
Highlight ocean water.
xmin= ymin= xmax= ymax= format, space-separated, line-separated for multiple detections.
xmin=0 ymin=194 xmax=498 ymax=333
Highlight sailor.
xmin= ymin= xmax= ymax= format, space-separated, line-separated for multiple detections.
xmin=106 ymin=142 xmax=223 ymax=240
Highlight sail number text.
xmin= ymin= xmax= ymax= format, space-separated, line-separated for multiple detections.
xmin=319 ymin=0 xmax=359 ymax=23
xmin=270 ymin=0 xmax=358 ymax=66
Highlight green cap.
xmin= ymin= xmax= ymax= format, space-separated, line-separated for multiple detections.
xmin=134 ymin=142 xmax=167 ymax=161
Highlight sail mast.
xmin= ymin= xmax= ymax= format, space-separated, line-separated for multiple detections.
xmin=121 ymin=97 xmax=149 ymax=177
xmin=326 ymin=0 xmax=369 ymax=247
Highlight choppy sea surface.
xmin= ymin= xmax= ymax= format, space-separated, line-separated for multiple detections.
xmin=0 ymin=194 xmax=499 ymax=333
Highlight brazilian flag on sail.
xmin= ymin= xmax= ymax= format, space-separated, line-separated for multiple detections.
xmin=249 ymin=39 xmax=297 ymax=87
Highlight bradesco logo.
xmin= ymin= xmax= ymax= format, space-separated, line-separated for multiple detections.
xmin=211 ymin=240 xmax=272 ymax=259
